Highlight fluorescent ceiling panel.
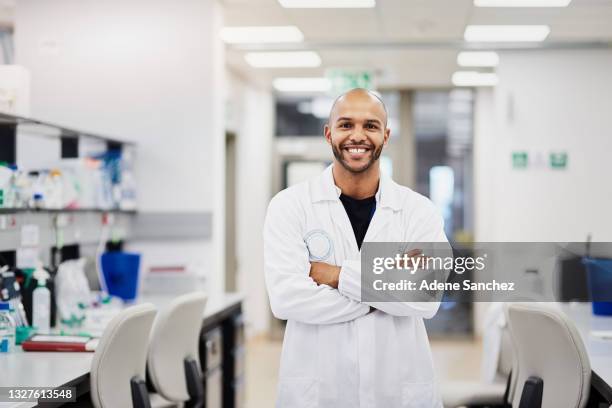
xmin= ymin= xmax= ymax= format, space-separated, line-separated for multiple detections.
xmin=452 ymin=71 xmax=499 ymax=87
xmin=273 ymin=78 xmax=332 ymax=92
xmin=245 ymin=51 xmax=322 ymax=68
xmin=457 ymin=51 xmax=500 ymax=67
xmin=475 ymin=0 xmax=571 ymax=7
xmin=464 ymin=25 xmax=550 ymax=42
xmin=220 ymin=26 xmax=304 ymax=44
xmin=278 ymin=0 xmax=375 ymax=8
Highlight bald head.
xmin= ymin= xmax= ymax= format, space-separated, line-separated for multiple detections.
xmin=324 ymin=88 xmax=391 ymax=175
xmin=328 ymin=88 xmax=388 ymax=127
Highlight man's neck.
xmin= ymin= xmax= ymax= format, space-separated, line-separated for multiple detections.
xmin=332 ymin=162 xmax=380 ymax=199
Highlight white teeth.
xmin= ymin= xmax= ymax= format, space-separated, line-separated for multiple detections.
xmin=348 ymin=148 xmax=366 ymax=153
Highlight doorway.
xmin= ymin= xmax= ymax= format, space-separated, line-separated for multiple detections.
xmin=225 ymin=132 xmax=237 ymax=291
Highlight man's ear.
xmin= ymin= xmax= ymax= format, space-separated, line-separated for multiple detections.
xmin=383 ymin=128 xmax=391 ymax=145
xmin=324 ymin=124 xmax=332 ymax=144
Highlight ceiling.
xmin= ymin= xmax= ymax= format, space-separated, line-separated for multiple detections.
xmin=222 ymin=0 xmax=612 ymax=89
xmin=2 ymin=0 xmax=611 ymax=88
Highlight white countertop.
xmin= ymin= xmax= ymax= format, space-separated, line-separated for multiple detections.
xmin=0 ymin=349 xmax=93 ymax=408
xmin=561 ymin=303 xmax=612 ymax=388
xmin=0 ymin=292 xmax=243 ymax=408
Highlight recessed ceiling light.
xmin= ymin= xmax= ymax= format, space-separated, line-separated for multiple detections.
xmin=464 ymin=25 xmax=550 ymax=42
xmin=245 ymin=51 xmax=322 ymax=68
xmin=452 ymin=71 xmax=499 ymax=87
xmin=220 ymin=26 xmax=304 ymax=44
xmin=278 ymin=0 xmax=375 ymax=8
xmin=273 ymin=78 xmax=332 ymax=93
xmin=475 ymin=0 xmax=571 ymax=7
xmin=457 ymin=51 xmax=500 ymax=67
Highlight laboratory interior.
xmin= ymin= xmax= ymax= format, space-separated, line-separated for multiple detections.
xmin=0 ymin=0 xmax=612 ymax=407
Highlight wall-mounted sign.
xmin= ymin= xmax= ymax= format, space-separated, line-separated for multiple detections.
xmin=512 ymin=151 xmax=528 ymax=169
xmin=549 ymin=152 xmax=568 ymax=169
xmin=326 ymin=69 xmax=374 ymax=95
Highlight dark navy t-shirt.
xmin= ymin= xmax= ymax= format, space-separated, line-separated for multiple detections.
xmin=339 ymin=194 xmax=376 ymax=249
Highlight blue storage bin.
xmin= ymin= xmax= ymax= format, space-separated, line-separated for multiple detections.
xmin=583 ymin=257 xmax=612 ymax=316
xmin=100 ymin=252 xmax=141 ymax=302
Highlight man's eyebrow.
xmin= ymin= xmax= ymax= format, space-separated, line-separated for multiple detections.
xmin=335 ymin=117 xmax=382 ymax=124
xmin=335 ymin=116 xmax=353 ymax=122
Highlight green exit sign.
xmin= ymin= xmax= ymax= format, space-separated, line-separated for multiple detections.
xmin=326 ymin=69 xmax=374 ymax=94
xmin=512 ymin=151 xmax=528 ymax=169
xmin=549 ymin=152 xmax=568 ymax=169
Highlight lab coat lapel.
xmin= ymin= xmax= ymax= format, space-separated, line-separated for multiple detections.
xmin=311 ymin=166 xmax=360 ymax=255
xmin=364 ymin=175 xmax=401 ymax=242
xmin=363 ymin=206 xmax=393 ymax=242
xmin=311 ymin=166 xmax=402 ymax=252
xmin=330 ymin=199 xmax=360 ymax=254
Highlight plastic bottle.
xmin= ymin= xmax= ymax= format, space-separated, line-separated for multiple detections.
xmin=32 ymin=264 xmax=51 ymax=334
xmin=30 ymin=171 xmax=47 ymax=209
xmin=119 ymin=149 xmax=137 ymax=210
xmin=0 ymin=162 xmax=12 ymax=208
xmin=0 ymin=302 xmax=16 ymax=353
xmin=13 ymin=168 xmax=31 ymax=208
xmin=6 ymin=164 xmax=18 ymax=208
xmin=45 ymin=169 xmax=64 ymax=209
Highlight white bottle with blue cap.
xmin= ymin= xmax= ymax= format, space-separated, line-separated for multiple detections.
xmin=0 ymin=302 xmax=16 ymax=353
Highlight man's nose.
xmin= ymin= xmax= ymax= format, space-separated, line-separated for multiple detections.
xmin=349 ymin=126 xmax=368 ymax=142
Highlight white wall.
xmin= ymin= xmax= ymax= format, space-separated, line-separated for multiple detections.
xmin=473 ymin=88 xmax=496 ymax=243
xmin=228 ymin=72 xmax=274 ymax=335
xmin=472 ymin=49 xmax=612 ymax=335
xmin=475 ymin=50 xmax=612 ymax=243
xmin=14 ymin=0 xmax=226 ymax=295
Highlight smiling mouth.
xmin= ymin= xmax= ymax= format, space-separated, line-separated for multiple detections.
xmin=343 ymin=145 xmax=372 ymax=155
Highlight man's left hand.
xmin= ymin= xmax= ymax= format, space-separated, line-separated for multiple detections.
xmin=309 ymin=262 xmax=341 ymax=288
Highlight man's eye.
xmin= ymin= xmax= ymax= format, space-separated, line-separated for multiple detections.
xmin=340 ymin=123 xmax=352 ymax=128
xmin=366 ymin=124 xmax=378 ymax=129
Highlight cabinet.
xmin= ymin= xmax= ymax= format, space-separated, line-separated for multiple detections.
xmin=202 ymin=327 xmax=223 ymax=408
xmin=201 ymin=301 xmax=243 ymax=408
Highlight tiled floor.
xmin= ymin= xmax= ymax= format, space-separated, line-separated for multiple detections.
xmin=244 ymin=336 xmax=483 ymax=407
xmin=245 ymin=336 xmax=283 ymax=407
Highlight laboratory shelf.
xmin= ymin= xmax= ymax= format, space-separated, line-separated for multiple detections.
xmin=0 ymin=208 xmax=137 ymax=215
xmin=0 ymin=112 xmax=135 ymax=146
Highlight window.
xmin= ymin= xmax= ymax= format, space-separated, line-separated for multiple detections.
xmin=413 ymin=90 xmax=474 ymax=241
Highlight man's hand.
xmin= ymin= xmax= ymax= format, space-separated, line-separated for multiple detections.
xmin=309 ymin=262 xmax=341 ymax=288
xmin=397 ymin=248 xmax=425 ymax=270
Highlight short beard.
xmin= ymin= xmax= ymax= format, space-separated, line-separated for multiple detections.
xmin=332 ymin=143 xmax=383 ymax=174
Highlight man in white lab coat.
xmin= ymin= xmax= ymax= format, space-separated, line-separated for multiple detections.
xmin=264 ymin=88 xmax=448 ymax=407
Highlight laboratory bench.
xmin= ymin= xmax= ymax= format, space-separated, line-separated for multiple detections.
xmin=0 ymin=292 xmax=244 ymax=408
xmin=560 ymin=303 xmax=612 ymax=403
xmin=3 ymin=298 xmax=612 ymax=407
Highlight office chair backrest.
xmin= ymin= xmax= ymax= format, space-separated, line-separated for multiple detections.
xmin=147 ymin=291 xmax=208 ymax=402
xmin=90 ymin=303 xmax=157 ymax=408
xmin=499 ymin=327 xmax=513 ymax=377
xmin=507 ymin=303 xmax=591 ymax=408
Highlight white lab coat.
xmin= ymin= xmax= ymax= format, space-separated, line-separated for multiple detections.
xmin=264 ymin=165 xmax=448 ymax=408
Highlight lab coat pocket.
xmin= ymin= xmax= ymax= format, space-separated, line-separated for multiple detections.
xmin=401 ymin=382 xmax=438 ymax=408
xmin=277 ymin=377 xmax=319 ymax=408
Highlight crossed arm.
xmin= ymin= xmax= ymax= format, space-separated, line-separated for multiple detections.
xmin=308 ymin=248 xmax=424 ymax=289
xmin=309 ymin=249 xmax=440 ymax=319
xmin=264 ymin=194 xmax=370 ymax=325
xmin=264 ymin=194 xmax=446 ymax=324
xmin=309 ymin=262 xmax=342 ymax=288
